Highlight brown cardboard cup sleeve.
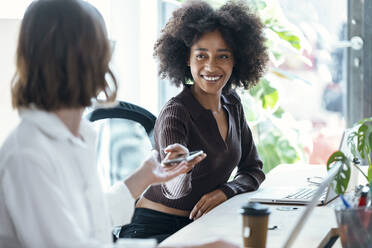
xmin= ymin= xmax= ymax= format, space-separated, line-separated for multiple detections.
xmin=240 ymin=202 xmax=270 ymax=248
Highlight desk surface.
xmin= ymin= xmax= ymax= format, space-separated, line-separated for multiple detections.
xmin=159 ymin=164 xmax=342 ymax=248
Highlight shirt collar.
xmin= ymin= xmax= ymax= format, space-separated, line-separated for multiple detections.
xmin=176 ymin=86 xmax=236 ymax=120
xmin=19 ymin=107 xmax=95 ymax=146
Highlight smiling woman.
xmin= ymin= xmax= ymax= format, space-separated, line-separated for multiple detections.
xmin=119 ymin=0 xmax=269 ymax=243
xmin=187 ymin=30 xmax=235 ymax=141
xmin=188 ymin=30 xmax=234 ymax=98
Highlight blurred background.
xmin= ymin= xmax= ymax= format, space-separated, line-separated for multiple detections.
xmin=0 ymin=0 xmax=359 ymax=181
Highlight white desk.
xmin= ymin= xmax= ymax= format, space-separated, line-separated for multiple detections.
xmin=159 ymin=164 xmax=342 ymax=248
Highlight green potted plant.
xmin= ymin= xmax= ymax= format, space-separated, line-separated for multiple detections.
xmin=327 ymin=117 xmax=372 ymax=194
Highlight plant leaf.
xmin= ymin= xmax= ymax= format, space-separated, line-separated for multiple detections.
xmin=271 ymin=28 xmax=301 ymax=50
xmin=278 ymin=139 xmax=298 ymax=163
xmin=357 ymin=124 xmax=368 ymax=159
xmin=358 ymin=117 xmax=372 ymax=125
xmin=249 ymin=81 xmax=264 ymax=97
xmin=273 ymin=107 xmax=284 ymax=118
xmin=259 ymin=80 xmax=279 ymax=110
xmin=327 ymin=151 xmax=351 ymax=195
xmin=347 ymin=130 xmax=359 ymax=159
xmin=262 ymin=89 xmax=278 ymax=109
xmin=257 ymin=143 xmax=281 ymax=174
xmin=257 ymin=129 xmax=301 ymax=174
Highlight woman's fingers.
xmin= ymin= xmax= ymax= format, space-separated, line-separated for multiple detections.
xmin=188 ymin=153 xmax=207 ymax=165
xmin=172 ymin=153 xmax=206 ymax=173
xmin=202 ymin=205 xmax=215 ymax=216
xmin=189 ymin=190 xmax=227 ymax=220
xmin=161 ymin=161 xmax=189 ymax=180
xmin=162 ymin=144 xmax=207 ymax=167
xmin=190 ymin=197 xmax=206 ymax=220
xmin=164 ymin=143 xmax=188 ymax=154
xmin=153 ymin=145 xmax=207 ymax=184
xmin=162 ymin=151 xmax=206 ymax=170
xmin=163 ymin=144 xmax=188 ymax=163
xmin=191 ymin=202 xmax=208 ymax=220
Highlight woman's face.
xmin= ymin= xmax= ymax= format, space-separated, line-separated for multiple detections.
xmin=188 ymin=30 xmax=234 ymax=96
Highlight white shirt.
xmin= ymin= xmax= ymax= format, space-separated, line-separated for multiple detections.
xmin=0 ymin=108 xmax=134 ymax=248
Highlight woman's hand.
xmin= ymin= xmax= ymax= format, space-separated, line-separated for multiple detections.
xmin=189 ymin=189 xmax=227 ymax=220
xmin=149 ymin=145 xmax=203 ymax=184
xmin=125 ymin=144 xmax=206 ymax=199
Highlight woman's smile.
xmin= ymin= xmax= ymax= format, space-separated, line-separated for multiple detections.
xmin=201 ymin=74 xmax=223 ymax=82
xmin=188 ymin=29 xmax=234 ymax=96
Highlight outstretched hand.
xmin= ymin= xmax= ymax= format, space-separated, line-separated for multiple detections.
xmin=147 ymin=144 xmax=206 ymax=184
xmin=124 ymin=144 xmax=206 ymax=199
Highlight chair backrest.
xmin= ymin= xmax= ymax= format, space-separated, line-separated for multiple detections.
xmin=87 ymin=101 xmax=156 ymax=189
xmin=87 ymin=101 xmax=156 ymax=135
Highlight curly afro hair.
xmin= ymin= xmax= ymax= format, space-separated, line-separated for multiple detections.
xmin=154 ymin=0 xmax=268 ymax=92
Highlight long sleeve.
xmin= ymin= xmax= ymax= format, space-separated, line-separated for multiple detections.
xmin=0 ymin=152 xmax=110 ymax=248
xmin=154 ymin=101 xmax=189 ymax=160
xmin=219 ymin=102 xmax=265 ymax=199
xmin=0 ymin=109 xmax=117 ymax=248
xmin=105 ymin=182 xmax=135 ymax=227
xmin=144 ymin=88 xmax=265 ymax=210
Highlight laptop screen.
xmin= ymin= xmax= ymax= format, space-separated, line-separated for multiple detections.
xmin=282 ymin=163 xmax=341 ymax=248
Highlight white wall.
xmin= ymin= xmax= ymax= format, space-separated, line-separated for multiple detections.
xmin=110 ymin=0 xmax=141 ymax=106
xmin=110 ymin=0 xmax=159 ymax=115
xmin=0 ymin=19 xmax=20 ymax=145
xmin=0 ymin=0 xmax=160 ymax=145
xmin=138 ymin=0 xmax=159 ymax=115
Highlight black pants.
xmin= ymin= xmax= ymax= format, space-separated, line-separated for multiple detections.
xmin=118 ymin=207 xmax=192 ymax=243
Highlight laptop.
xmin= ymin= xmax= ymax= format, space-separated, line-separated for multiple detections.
xmin=250 ymin=129 xmax=351 ymax=205
xmin=282 ymin=162 xmax=342 ymax=248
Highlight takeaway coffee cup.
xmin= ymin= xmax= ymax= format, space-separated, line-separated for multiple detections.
xmin=240 ymin=202 xmax=270 ymax=248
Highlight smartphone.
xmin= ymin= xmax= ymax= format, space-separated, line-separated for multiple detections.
xmin=162 ymin=150 xmax=204 ymax=166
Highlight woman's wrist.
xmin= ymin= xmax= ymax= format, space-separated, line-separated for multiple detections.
xmin=124 ymin=165 xmax=154 ymax=199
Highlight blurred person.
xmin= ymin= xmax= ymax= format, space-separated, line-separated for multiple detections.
xmin=120 ymin=0 xmax=268 ymax=243
xmin=0 ymin=1 xmax=239 ymax=248
xmin=321 ymin=23 xmax=346 ymax=115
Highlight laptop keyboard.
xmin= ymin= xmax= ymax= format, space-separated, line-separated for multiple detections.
xmin=285 ymin=187 xmax=327 ymax=200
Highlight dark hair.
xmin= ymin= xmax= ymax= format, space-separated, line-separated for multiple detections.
xmin=11 ymin=0 xmax=117 ymax=111
xmin=154 ymin=0 xmax=268 ymax=92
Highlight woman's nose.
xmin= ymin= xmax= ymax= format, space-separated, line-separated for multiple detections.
xmin=204 ymin=58 xmax=217 ymax=70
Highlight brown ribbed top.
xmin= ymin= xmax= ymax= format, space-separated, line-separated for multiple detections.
xmin=143 ymin=86 xmax=265 ymax=211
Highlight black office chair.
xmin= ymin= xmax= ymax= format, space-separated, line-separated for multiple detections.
xmin=87 ymin=101 xmax=156 ymax=187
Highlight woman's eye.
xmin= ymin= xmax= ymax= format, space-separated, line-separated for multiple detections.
xmin=220 ymin=54 xmax=229 ymax=59
xmin=196 ymin=54 xmax=206 ymax=59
